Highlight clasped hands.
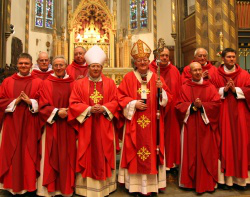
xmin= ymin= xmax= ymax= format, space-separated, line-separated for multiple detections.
xmin=202 ymin=70 xmax=210 ymax=79
xmin=194 ymin=98 xmax=202 ymax=109
xmin=58 ymin=108 xmax=68 ymax=119
xmin=90 ymin=104 xmax=105 ymax=114
xmin=224 ymin=78 xmax=236 ymax=93
xmin=15 ymin=91 xmax=32 ymax=106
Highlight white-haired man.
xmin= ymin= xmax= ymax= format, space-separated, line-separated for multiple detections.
xmin=32 ymin=52 xmax=53 ymax=80
xmin=37 ymin=56 xmax=76 ymax=196
xmin=182 ymin=48 xmax=217 ymax=83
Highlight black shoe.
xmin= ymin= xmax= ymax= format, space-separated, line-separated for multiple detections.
xmin=218 ymin=183 xmax=231 ymax=190
xmin=234 ymin=184 xmax=247 ymax=190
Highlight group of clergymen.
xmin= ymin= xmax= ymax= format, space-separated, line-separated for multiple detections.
xmin=0 ymin=39 xmax=249 ymax=197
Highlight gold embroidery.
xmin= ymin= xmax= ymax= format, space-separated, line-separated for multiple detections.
xmin=137 ymin=115 xmax=151 ymax=129
xmin=90 ymin=83 xmax=103 ymax=104
xmin=137 ymin=146 xmax=151 ymax=161
xmin=137 ymin=88 xmax=150 ymax=95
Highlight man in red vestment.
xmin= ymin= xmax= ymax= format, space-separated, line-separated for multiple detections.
xmin=66 ymin=46 xmax=88 ymax=80
xmin=210 ymin=48 xmax=250 ymax=189
xmin=68 ymin=45 xmax=119 ymax=197
xmin=118 ymin=39 xmax=173 ymax=195
xmin=37 ymin=56 xmax=76 ymax=196
xmin=176 ymin=62 xmax=221 ymax=193
xmin=149 ymin=47 xmax=182 ymax=170
xmin=181 ymin=48 xmax=217 ymax=84
xmin=0 ymin=53 xmax=42 ymax=194
xmin=31 ymin=52 xmax=54 ymax=80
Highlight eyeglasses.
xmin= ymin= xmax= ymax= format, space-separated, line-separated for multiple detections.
xmin=136 ymin=59 xmax=149 ymax=63
xmin=39 ymin=59 xmax=49 ymax=62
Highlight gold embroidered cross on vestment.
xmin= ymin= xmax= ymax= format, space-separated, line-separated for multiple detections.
xmin=137 ymin=115 xmax=151 ymax=129
xmin=90 ymin=82 xmax=103 ymax=104
xmin=137 ymin=88 xmax=150 ymax=95
xmin=137 ymin=146 xmax=151 ymax=161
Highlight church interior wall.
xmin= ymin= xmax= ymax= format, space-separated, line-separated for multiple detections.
xmin=6 ymin=0 xmax=26 ymax=66
xmin=157 ymin=0 xmax=174 ymax=46
xmin=131 ymin=0 xmax=154 ymax=61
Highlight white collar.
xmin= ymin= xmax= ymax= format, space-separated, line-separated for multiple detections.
xmin=192 ymin=77 xmax=203 ymax=84
xmin=88 ymin=76 xmax=102 ymax=82
xmin=51 ymin=72 xmax=69 ymax=79
xmin=17 ymin=72 xmax=31 ymax=77
xmin=224 ymin=65 xmax=236 ymax=73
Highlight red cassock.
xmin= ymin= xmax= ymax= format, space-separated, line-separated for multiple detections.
xmin=181 ymin=61 xmax=217 ymax=84
xmin=150 ymin=60 xmax=182 ymax=168
xmin=0 ymin=74 xmax=42 ymax=193
xmin=68 ymin=75 xmax=119 ymax=180
xmin=210 ymin=64 xmax=250 ymax=179
xmin=38 ymin=75 xmax=76 ymax=195
xmin=31 ymin=69 xmax=54 ymax=80
xmin=175 ymin=79 xmax=221 ymax=193
xmin=118 ymin=71 xmax=172 ymax=174
xmin=66 ymin=61 xmax=88 ymax=80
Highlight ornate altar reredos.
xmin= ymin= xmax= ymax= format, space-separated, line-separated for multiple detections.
xmin=66 ymin=0 xmax=133 ymax=84
xmin=68 ymin=0 xmax=115 ymax=68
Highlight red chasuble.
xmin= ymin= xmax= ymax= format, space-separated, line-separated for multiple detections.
xmin=66 ymin=61 xmax=88 ymax=80
xmin=175 ymin=80 xmax=221 ymax=193
xmin=31 ymin=69 xmax=54 ymax=80
xmin=68 ymin=75 xmax=119 ymax=180
xmin=181 ymin=61 xmax=217 ymax=84
xmin=118 ymin=71 xmax=172 ymax=174
xmin=0 ymin=73 xmax=42 ymax=193
xmin=38 ymin=75 xmax=76 ymax=195
xmin=210 ymin=64 xmax=250 ymax=179
xmin=150 ymin=61 xmax=182 ymax=168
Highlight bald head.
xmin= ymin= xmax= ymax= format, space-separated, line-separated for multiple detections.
xmin=194 ymin=48 xmax=208 ymax=66
xmin=37 ymin=52 xmax=50 ymax=72
xmin=190 ymin=62 xmax=202 ymax=82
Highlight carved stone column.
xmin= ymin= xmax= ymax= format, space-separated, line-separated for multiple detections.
xmin=0 ymin=0 xmax=11 ymax=69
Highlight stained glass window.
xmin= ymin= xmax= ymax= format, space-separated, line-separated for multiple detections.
xmin=140 ymin=0 xmax=148 ymax=28
xmin=35 ymin=0 xmax=54 ymax=29
xmin=130 ymin=0 xmax=149 ymax=31
xmin=35 ymin=0 xmax=44 ymax=27
xmin=45 ymin=0 xmax=53 ymax=28
xmin=130 ymin=0 xmax=138 ymax=30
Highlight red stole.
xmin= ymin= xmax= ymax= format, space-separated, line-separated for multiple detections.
xmin=38 ymin=75 xmax=76 ymax=195
xmin=66 ymin=61 xmax=88 ymax=80
xmin=181 ymin=61 xmax=217 ymax=84
xmin=31 ymin=69 xmax=54 ymax=80
xmin=0 ymin=73 xmax=42 ymax=192
xmin=118 ymin=71 xmax=172 ymax=174
xmin=176 ymin=80 xmax=221 ymax=193
xmin=211 ymin=64 xmax=250 ymax=178
xmin=68 ymin=75 xmax=119 ymax=180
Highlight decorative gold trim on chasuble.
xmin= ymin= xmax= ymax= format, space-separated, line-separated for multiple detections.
xmin=137 ymin=115 xmax=151 ymax=129
xmin=89 ymin=83 xmax=103 ymax=104
xmin=137 ymin=146 xmax=151 ymax=161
